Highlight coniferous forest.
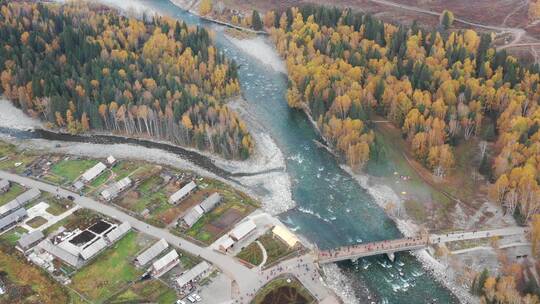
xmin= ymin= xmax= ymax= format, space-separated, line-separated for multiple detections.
xmin=0 ymin=1 xmax=253 ymax=159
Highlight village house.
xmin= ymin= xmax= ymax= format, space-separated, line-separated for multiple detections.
xmin=17 ymin=230 xmax=45 ymax=253
xmin=168 ymin=181 xmax=197 ymax=205
xmin=272 ymin=225 xmax=299 ymax=248
xmin=229 ymin=219 xmax=256 ymax=242
xmin=134 ymin=239 xmax=169 ymax=267
xmin=181 ymin=193 xmax=222 ymax=228
xmin=101 ymin=177 xmax=132 ymax=201
xmin=151 ymin=249 xmax=180 ymax=278
xmin=0 ymin=179 xmax=10 ymax=193
xmin=81 ymin=162 xmax=107 ymax=183
xmin=0 ymin=188 xmax=40 ymax=218
xmin=0 ymin=208 xmax=27 ymax=233
xmin=176 ymin=261 xmax=211 ymax=288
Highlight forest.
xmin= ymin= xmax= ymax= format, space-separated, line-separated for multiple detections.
xmin=0 ymin=1 xmax=253 ymax=159
xmin=261 ymin=6 xmax=540 ymax=302
xmin=264 ymin=6 xmax=540 ymax=221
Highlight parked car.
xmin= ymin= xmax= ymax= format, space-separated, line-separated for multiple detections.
xmin=192 ymin=293 xmax=201 ymax=302
xmin=187 ymin=296 xmax=196 ymax=303
xmin=175 ymin=300 xmax=186 ymax=304
xmin=67 ymin=195 xmax=75 ymax=201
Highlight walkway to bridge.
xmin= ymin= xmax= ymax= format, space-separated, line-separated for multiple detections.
xmin=318 ymin=227 xmax=528 ymax=264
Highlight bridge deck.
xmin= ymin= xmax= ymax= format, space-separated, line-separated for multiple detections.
xmin=318 ymin=227 xmax=528 ymax=264
xmin=318 ymin=237 xmax=428 ymax=264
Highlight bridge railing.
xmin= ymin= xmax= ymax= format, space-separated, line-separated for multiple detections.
xmin=317 ymin=237 xmax=429 ymax=262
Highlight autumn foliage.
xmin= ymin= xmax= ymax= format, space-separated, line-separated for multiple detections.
xmin=268 ymin=6 xmax=539 ymax=217
xmin=0 ymin=1 xmax=253 ymax=159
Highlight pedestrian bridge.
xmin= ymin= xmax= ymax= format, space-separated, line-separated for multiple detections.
xmin=317 ymin=227 xmax=528 ymax=264
xmin=318 ymin=237 xmax=428 ymax=264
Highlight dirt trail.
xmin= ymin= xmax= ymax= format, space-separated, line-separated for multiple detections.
xmin=501 ymin=0 xmax=528 ymax=27
xmin=364 ymin=0 xmax=529 ymax=50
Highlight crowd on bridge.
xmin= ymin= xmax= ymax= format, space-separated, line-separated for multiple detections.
xmin=319 ymin=236 xmax=428 ymax=259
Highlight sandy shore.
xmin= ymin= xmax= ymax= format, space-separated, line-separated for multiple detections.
xmin=224 ymin=34 xmax=287 ymax=74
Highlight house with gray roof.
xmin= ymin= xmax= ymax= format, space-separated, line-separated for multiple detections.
xmin=105 ymin=222 xmax=131 ymax=243
xmin=134 ymin=239 xmax=169 ymax=267
xmin=79 ymin=238 xmax=108 ymax=260
xmin=168 ymin=181 xmax=197 ymax=205
xmin=199 ymin=193 xmax=222 ymax=213
xmin=0 ymin=188 xmax=40 ymax=217
xmin=176 ymin=261 xmax=211 ymax=288
xmin=182 ymin=205 xmax=205 ymax=228
xmin=101 ymin=177 xmax=132 ymax=201
xmin=17 ymin=230 xmax=44 ymax=252
xmin=0 ymin=208 xmax=27 ymax=232
xmin=151 ymin=249 xmax=180 ymax=278
xmin=37 ymin=239 xmax=83 ymax=268
xmin=0 ymin=179 xmax=10 ymax=193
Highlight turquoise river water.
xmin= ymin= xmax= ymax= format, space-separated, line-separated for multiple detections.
xmin=55 ymin=0 xmax=460 ymax=302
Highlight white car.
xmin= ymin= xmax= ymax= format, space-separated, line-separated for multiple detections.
xmin=193 ymin=293 xmax=201 ymax=302
xmin=176 ymin=301 xmax=186 ymax=304
xmin=187 ymin=296 xmax=196 ymax=303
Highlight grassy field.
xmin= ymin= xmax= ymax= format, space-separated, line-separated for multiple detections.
xmin=259 ymin=233 xmax=295 ymax=266
xmin=26 ymin=216 xmax=48 ymax=228
xmin=370 ymin=122 xmax=458 ymax=230
xmin=89 ymin=170 xmax=112 ymax=189
xmin=108 ymin=279 xmax=176 ymax=304
xmin=112 ymin=161 xmax=142 ymax=181
xmin=70 ymin=231 xmax=144 ymax=303
xmin=252 ymin=276 xmax=315 ymax=304
xmin=0 ymin=143 xmax=38 ymax=174
xmin=404 ymin=199 xmax=428 ymax=223
xmin=236 ymin=242 xmax=263 ymax=266
xmin=0 ymin=183 xmax=25 ymax=206
xmin=43 ymin=193 xmax=74 ymax=216
xmin=0 ymin=245 xmax=71 ymax=304
xmin=0 ymin=226 xmax=28 ymax=246
xmin=51 ymin=159 xmax=98 ymax=183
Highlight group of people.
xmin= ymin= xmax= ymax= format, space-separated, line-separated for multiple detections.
xmin=320 ymin=236 xmax=427 ymax=258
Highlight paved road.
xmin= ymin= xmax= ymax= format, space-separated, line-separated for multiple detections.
xmin=0 ymin=170 xmax=339 ymax=303
xmin=430 ymin=227 xmax=528 ymax=244
xmin=0 ymin=171 xmax=259 ymax=295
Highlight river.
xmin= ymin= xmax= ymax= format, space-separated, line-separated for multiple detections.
xmin=7 ymin=1 xmax=459 ymax=303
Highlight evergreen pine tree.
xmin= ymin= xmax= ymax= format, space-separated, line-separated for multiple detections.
xmin=251 ymin=10 xmax=263 ymax=31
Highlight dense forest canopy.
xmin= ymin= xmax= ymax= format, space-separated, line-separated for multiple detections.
xmin=267 ymin=5 xmax=540 ymax=223
xmin=0 ymin=1 xmax=253 ymax=159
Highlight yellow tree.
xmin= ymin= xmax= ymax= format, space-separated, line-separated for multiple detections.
xmin=199 ymin=0 xmax=212 ymax=16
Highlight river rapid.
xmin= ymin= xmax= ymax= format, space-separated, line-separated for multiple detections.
xmin=8 ymin=0 xmax=459 ymax=303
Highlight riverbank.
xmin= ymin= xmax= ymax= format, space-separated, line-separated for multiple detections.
xmin=343 ymin=166 xmax=477 ymax=304
xmin=0 ymin=98 xmax=294 ymax=216
xmin=223 ymin=33 xmax=287 ymax=74
xmin=169 ymin=0 xmax=268 ymax=35
xmin=295 ymin=99 xmax=475 ymax=302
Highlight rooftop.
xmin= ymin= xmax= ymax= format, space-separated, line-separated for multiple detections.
xmin=82 ymin=162 xmax=107 ymax=182
xmin=176 ymin=261 xmax=211 ymax=287
xmin=169 ymin=181 xmax=197 ymax=204
xmin=229 ymin=219 xmax=256 ymax=241
xmin=152 ymin=249 xmax=179 ymax=272
xmin=135 ymin=239 xmax=169 ymax=266
xmin=17 ymin=230 xmax=45 ymax=249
